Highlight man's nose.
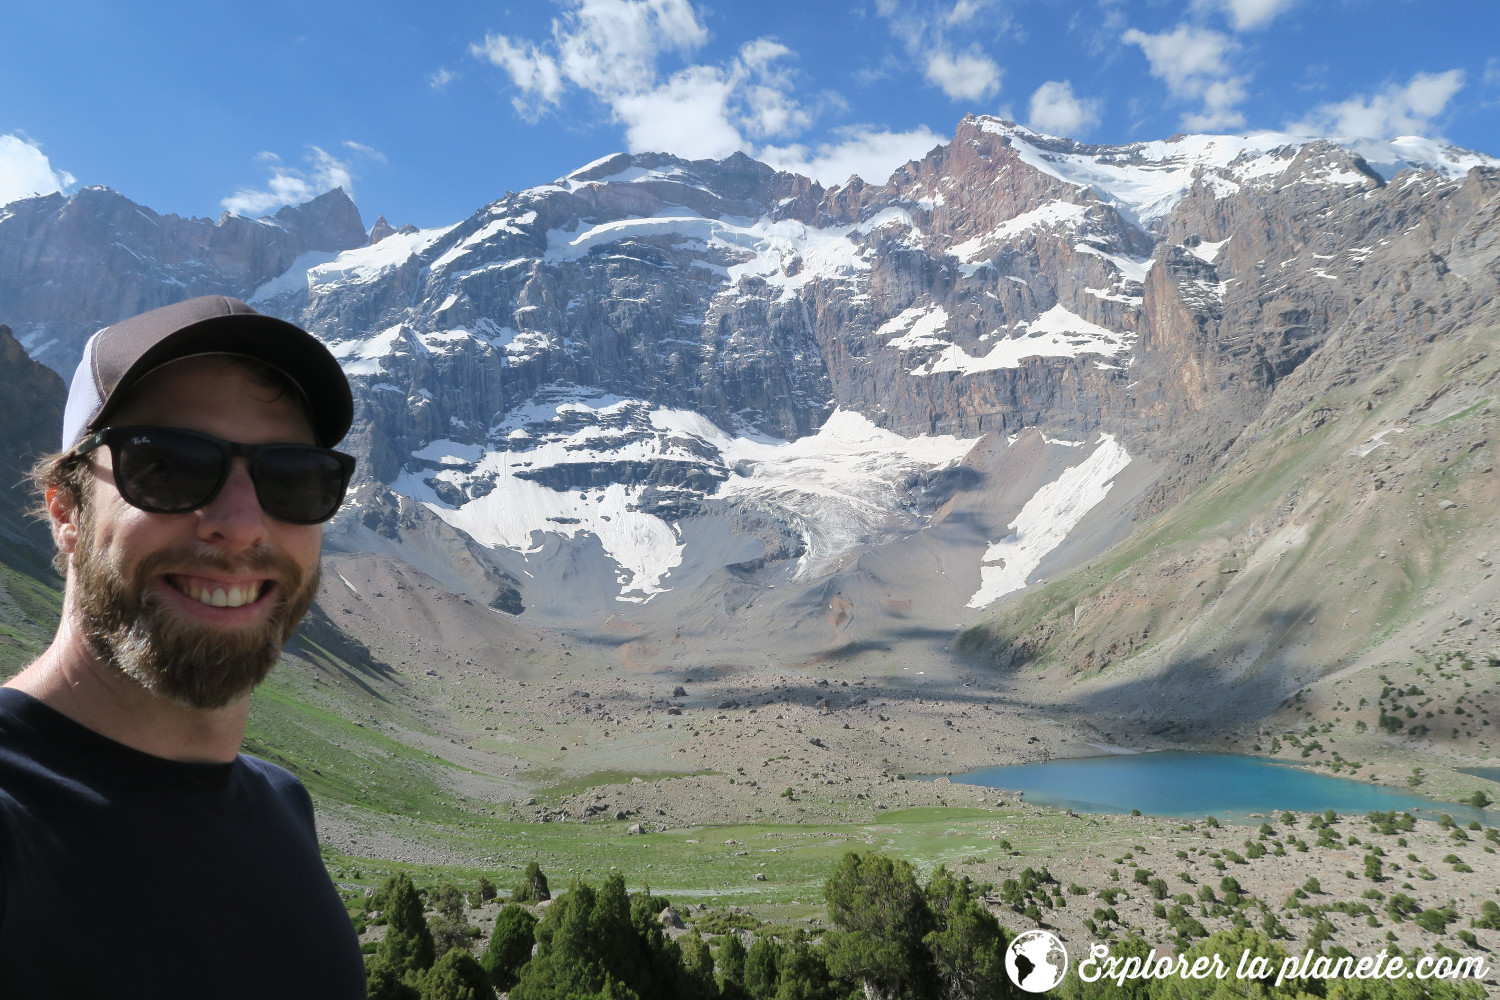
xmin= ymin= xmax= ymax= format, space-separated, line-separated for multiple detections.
xmin=196 ymin=459 xmax=270 ymax=548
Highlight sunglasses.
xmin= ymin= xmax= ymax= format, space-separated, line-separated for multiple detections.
xmin=75 ymin=426 xmax=356 ymax=525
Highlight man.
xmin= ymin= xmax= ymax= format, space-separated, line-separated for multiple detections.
xmin=0 ymin=297 xmax=368 ymax=997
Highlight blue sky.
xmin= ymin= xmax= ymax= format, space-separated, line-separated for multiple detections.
xmin=2 ymin=1 xmax=1496 ymax=229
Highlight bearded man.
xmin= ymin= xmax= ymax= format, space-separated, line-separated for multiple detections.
xmin=0 ymin=297 xmax=367 ymax=997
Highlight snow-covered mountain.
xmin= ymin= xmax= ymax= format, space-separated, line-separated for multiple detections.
xmin=4 ymin=117 xmax=1498 ymax=671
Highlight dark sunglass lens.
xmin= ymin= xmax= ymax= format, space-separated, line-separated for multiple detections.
xmin=113 ymin=431 xmax=225 ymax=513
xmin=253 ymin=448 xmax=348 ymax=523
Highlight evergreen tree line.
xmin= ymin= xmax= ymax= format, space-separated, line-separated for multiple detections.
xmin=362 ymin=852 xmax=1017 ymax=1000
xmin=362 ymin=853 xmax=1487 ymax=1000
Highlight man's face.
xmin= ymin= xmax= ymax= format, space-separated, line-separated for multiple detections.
xmin=65 ymin=355 xmax=324 ymax=709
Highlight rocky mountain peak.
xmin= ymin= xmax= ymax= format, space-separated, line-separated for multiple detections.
xmin=0 ymin=185 xmax=370 ymax=375
xmin=370 ymin=215 xmax=397 ymax=244
xmin=269 ymin=187 xmax=367 ymax=251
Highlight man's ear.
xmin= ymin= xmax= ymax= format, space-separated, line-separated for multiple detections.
xmin=46 ymin=485 xmax=80 ymax=555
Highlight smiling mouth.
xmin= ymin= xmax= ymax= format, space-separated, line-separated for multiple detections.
xmin=164 ymin=574 xmax=270 ymax=609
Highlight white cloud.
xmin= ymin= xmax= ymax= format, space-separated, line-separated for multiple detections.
xmin=1204 ymin=0 xmax=1296 ymax=31
xmin=0 ymin=134 xmax=76 ymax=206
xmin=924 ymin=48 xmax=1002 ymax=102
xmin=1124 ymin=24 xmax=1248 ymax=130
xmin=1027 ymin=80 xmax=1101 ymax=137
xmin=1230 ymin=0 xmax=1294 ymax=29
xmin=1123 ymin=25 xmax=1234 ymax=93
xmin=944 ymin=0 xmax=986 ymax=26
xmin=429 ymin=67 xmax=456 ymax=90
xmin=875 ymin=0 xmax=1004 ymax=104
xmin=472 ymin=0 xmax=705 ymax=111
xmin=471 ymin=34 xmax=566 ymax=114
xmin=469 ymin=0 xmax=820 ymax=157
xmin=343 ymin=141 xmax=387 ymax=164
xmin=221 ymin=145 xmax=373 ymax=217
xmin=1288 ymin=70 xmax=1466 ymax=139
xmin=612 ymin=66 xmax=742 ymax=159
xmin=759 ymin=125 xmax=945 ymax=187
xmin=556 ymin=0 xmax=704 ymax=94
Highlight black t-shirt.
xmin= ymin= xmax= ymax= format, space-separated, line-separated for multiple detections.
xmin=0 ymin=688 xmax=367 ymax=998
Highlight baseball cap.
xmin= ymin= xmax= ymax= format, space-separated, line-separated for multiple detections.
xmin=61 ymin=296 xmax=353 ymax=450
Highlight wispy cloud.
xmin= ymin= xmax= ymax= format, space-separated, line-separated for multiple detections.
xmin=1027 ymin=80 xmax=1102 ymax=137
xmin=429 ymin=67 xmax=456 ymax=91
xmin=0 ymin=133 xmax=76 ymax=206
xmin=1123 ymin=23 xmax=1248 ymax=130
xmin=1196 ymin=0 xmax=1297 ymax=32
xmin=221 ymin=143 xmax=384 ymax=217
xmin=1288 ymin=70 xmax=1467 ymax=139
xmin=875 ymin=0 xmax=1003 ymax=102
xmin=343 ymin=141 xmax=387 ymax=164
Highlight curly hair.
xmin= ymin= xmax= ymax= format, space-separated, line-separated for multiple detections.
xmin=30 ymin=448 xmax=93 ymax=575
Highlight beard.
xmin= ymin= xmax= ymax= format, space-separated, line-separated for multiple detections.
xmin=71 ymin=514 xmax=319 ymax=710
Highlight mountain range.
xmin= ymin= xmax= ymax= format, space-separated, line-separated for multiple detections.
xmin=2 ymin=113 xmax=1497 ymax=749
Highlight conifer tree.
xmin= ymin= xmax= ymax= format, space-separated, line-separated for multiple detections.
xmin=419 ymin=949 xmax=492 ymax=1000
xmin=743 ymin=937 xmax=781 ymax=1000
xmin=923 ymin=867 xmax=1014 ymax=999
xmin=510 ymin=878 xmax=644 ymax=999
xmin=678 ymin=931 xmax=720 ymax=999
xmin=377 ymin=872 xmax=437 ymax=977
xmin=716 ymin=933 xmax=748 ymax=989
xmin=823 ymin=852 xmax=936 ymax=999
xmin=771 ymin=938 xmax=834 ymax=1000
xmin=481 ymin=903 xmax=538 ymax=993
xmin=365 ymin=956 xmax=420 ymax=1000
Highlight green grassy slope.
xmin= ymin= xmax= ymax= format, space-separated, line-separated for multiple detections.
xmin=958 ymin=325 xmax=1500 ymax=759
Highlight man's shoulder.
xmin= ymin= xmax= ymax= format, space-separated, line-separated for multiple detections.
xmin=236 ymin=750 xmax=302 ymax=784
xmin=236 ymin=751 xmax=315 ymax=806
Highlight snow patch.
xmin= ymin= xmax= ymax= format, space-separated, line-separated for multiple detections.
xmin=975 ymin=118 xmax=1499 ymax=227
xmin=1188 ymin=238 xmax=1230 ymax=264
xmin=967 ymin=433 xmax=1131 ymax=607
xmin=304 ymin=225 xmax=457 ymax=289
xmin=947 ymin=202 xmax=1089 ymax=263
xmin=248 ymin=250 xmax=341 ymax=304
xmin=1352 ymin=427 xmax=1406 ymax=458
xmin=909 ymin=305 xmax=1133 ymax=376
xmin=879 ymin=305 xmax=951 ymax=350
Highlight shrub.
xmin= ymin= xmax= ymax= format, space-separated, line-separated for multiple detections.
xmin=1414 ymin=907 xmax=1458 ymax=934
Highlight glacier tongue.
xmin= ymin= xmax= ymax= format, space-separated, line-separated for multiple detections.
xmin=393 ymin=398 xmax=977 ymax=601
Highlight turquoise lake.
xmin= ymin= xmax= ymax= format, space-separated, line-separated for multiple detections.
xmin=933 ymin=751 xmax=1497 ymax=824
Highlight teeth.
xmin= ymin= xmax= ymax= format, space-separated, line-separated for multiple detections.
xmin=183 ymin=580 xmax=258 ymax=608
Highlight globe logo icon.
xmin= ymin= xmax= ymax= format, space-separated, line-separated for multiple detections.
xmin=1005 ymin=929 xmax=1068 ymax=992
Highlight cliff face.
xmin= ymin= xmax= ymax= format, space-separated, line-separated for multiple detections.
xmin=0 ymin=323 xmax=65 ymax=574
xmin=0 ymin=186 xmax=366 ymax=375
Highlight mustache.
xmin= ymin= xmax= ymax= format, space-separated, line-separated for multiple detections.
xmin=134 ymin=544 xmax=305 ymax=589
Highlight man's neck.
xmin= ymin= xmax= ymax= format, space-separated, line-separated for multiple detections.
xmin=6 ymin=620 xmax=250 ymax=764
